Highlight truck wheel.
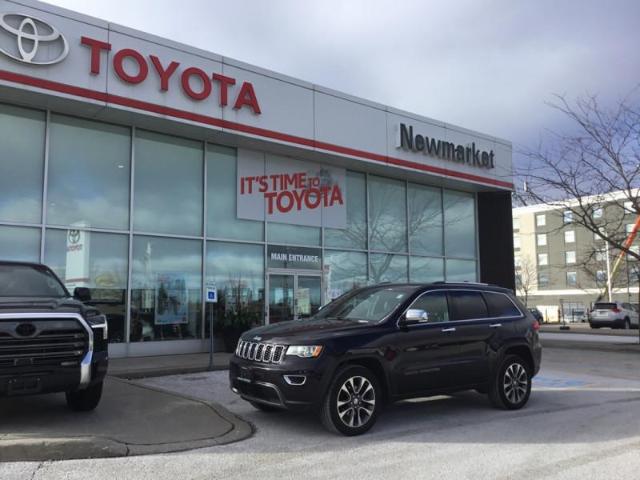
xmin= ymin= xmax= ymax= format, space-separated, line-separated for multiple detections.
xmin=66 ymin=381 xmax=103 ymax=412
xmin=320 ymin=365 xmax=380 ymax=436
xmin=489 ymin=355 xmax=531 ymax=410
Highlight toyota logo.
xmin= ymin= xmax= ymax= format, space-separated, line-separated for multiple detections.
xmin=15 ymin=323 xmax=37 ymax=337
xmin=68 ymin=229 xmax=81 ymax=244
xmin=0 ymin=13 xmax=68 ymax=65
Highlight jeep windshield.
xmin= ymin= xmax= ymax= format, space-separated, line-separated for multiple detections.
xmin=313 ymin=286 xmax=417 ymax=323
xmin=0 ymin=264 xmax=68 ymax=298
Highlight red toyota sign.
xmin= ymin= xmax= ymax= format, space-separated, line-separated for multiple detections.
xmin=80 ymin=36 xmax=261 ymax=114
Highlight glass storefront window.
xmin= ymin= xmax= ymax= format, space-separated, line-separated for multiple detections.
xmin=446 ymin=259 xmax=477 ymax=282
xmin=268 ymin=223 xmax=321 ymax=246
xmin=369 ymin=254 xmax=408 ymax=283
xmin=0 ymin=226 xmax=41 ymax=262
xmin=325 ymin=171 xmax=367 ymax=249
xmin=369 ymin=176 xmax=407 ymax=252
xmin=444 ymin=190 xmax=476 ymax=258
xmin=205 ymin=241 xmax=264 ymax=352
xmin=133 ymin=130 xmax=203 ymax=236
xmin=0 ymin=104 xmax=45 ymax=223
xmin=130 ymin=236 xmax=202 ymax=342
xmin=409 ymin=184 xmax=443 ymax=256
xmin=410 ymin=256 xmax=444 ymax=283
xmin=47 ymin=115 xmax=131 ymax=230
xmin=324 ymin=250 xmax=367 ymax=303
xmin=44 ymin=229 xmax=128 ymax=343
xmin=207 ymin=144 xmax=263 ymax=241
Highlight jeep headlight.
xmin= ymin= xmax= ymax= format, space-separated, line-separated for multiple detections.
xmin=286 ymin=345 xmax=323 ymax=358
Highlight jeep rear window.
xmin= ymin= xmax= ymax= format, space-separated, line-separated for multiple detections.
xmin=0 ymin=265 xmax=67 ymax=298
xmin=314 ymin=286 xmax=416 ymax=322
xmin=484 ymin=292 xmax=521 ymax=318
xmin=449 ymin=290 xmax=489 ymax=321
xmin=593 ymin=303 xmax=617 ymax=310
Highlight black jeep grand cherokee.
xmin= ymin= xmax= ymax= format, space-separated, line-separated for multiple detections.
xmin=230 ymin=282 xmax=542 ymax=436
xmin=0 ymin=261 xmax=108 ymax=411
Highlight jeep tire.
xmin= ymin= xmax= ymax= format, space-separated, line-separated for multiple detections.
xmin=321 ymin=365 xmax=380 ymax=436
xmin=489 ymin=355 xmax=531 ymax=410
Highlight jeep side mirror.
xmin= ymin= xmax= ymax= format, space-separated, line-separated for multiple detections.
xmin=73 ymin=287 xmax=91 ymax=302
xmin=402 ymin=309 xmax=429 ymax=326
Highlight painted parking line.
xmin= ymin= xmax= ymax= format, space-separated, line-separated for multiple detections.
xmin=533 ymin=375 xmax=591 ymax=389
xmin=540 ymin=332 xmax=639 ymax=344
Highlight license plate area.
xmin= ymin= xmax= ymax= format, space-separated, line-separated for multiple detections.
xmin=7 ymin=377 xmax=42 ymax=395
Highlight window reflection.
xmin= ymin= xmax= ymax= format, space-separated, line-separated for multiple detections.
xmin=410 ymin=256 xmax=444 ymax=283
xmin=369 ymin=254 xmax=408 ymax=283
xmin=446 ymin=259 xmax=477 ymax=282
xmin=324 ymin=250 xmax=367 ymax=302
xmin=409 ymin=184 xmax=443 ymax=256
xmin=48 ymin=115 xmax=130 ymax=230
xmin=268 ymin=223 xmax=320 ymax=246
xmin=0 ymin=104 xmax=44 ymax=223
xmin=444 ymin=191 xmax=476 ymax=258
xmin=205 ymin=242 xmax=264 ymax=352
xmin=369 ymin=176 xmax=407 ymax=252
xmin=44 ymin=229 xmax=128 ymax=343
xmin=134 ymin=131 xmax=203 ymax=236
xmin=325 ymin=171 xmax=367 ymax=249
xmin=130 ymin=236 xmax=202 ymax=342
xmin=0 ymin=226 xmax=41 ymax=263
xmin=207 ymin=144 xmax=263 ymax=241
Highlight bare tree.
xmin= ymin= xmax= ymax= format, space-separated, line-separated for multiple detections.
xmin=515 ymin=255 xmax=536 ymax=307
xmin=517 ymin=91 xmax=640 ymax=265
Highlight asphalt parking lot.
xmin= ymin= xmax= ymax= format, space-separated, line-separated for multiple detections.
xmin=2 ymin=346 xmax=638 ymax=480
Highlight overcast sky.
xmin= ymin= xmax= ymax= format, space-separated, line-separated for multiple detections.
xmin=48 ymin=0 xmax=639 ymax=159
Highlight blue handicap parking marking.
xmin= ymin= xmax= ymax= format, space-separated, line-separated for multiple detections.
xmin=533 ymin=376 xmax=589 ymax=388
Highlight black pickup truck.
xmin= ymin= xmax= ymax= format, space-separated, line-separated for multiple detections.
xmin=0 ymin=261 xmax=108 ymax=411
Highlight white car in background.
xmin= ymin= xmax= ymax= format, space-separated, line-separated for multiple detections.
xmin=589 ymin=301 xmax=640 ymax=330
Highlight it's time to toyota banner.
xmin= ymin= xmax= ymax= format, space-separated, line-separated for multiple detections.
xmin=237 ymin=149 xmax=347 ymax=229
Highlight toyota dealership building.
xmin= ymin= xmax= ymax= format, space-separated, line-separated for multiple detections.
xmin=0 ymin=0 xmax=515 ymax=357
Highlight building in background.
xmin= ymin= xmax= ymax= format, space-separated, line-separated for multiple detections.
xmin=0 ymin=0 xmax=514 ymax=357
xmin=513 ymin=191 xmax=640 ymax=323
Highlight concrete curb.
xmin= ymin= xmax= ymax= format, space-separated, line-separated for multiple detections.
xmin=117 ymin=377 xmax=254 ymax=456
xmin=543 ymin=339 xmax=640 ymax=354
xmin=0 ymin=436 xmax=128 ymax=462
xmin=109 ymin=364 xmax=226 ymax=380
xmin=0 ymin=377 xmax=253 ymax=462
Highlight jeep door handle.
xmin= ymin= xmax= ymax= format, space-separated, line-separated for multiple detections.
xmin=489 ymin=323 xmax=502 ymax=328
xmin=441 ymin=327 xmax=456 ymax=333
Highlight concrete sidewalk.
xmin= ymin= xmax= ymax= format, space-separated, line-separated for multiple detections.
xmin=0 ymin=376 xmax=251 ymax=462
xmin=109 ymin=352 xmax=232 ymax=379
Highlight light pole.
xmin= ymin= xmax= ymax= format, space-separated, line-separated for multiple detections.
xmin=605 ymin=239 xmax=613 ymax=302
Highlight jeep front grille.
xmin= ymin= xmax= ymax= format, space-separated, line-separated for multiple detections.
xmin=0 ymin=319 xmax=89 ymax=369
xmin=235 ymin=340 xmax=286 ymax=364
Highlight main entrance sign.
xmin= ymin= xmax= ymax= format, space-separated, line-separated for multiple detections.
xmin=267 ymin=245 xmax=322 ymax=270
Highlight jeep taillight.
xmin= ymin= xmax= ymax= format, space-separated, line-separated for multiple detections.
xmin=532 ymin=320 xmax=540 ymax=331
xmin=613 ymin=308 xmax=621 ymax=313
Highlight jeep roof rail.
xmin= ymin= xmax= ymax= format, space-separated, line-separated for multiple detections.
xmin=431 ymin=281 xmax=490 ymax=286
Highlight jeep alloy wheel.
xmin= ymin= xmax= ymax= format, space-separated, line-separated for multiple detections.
xmin=321 ymin=365 xmax=380 ymax=436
